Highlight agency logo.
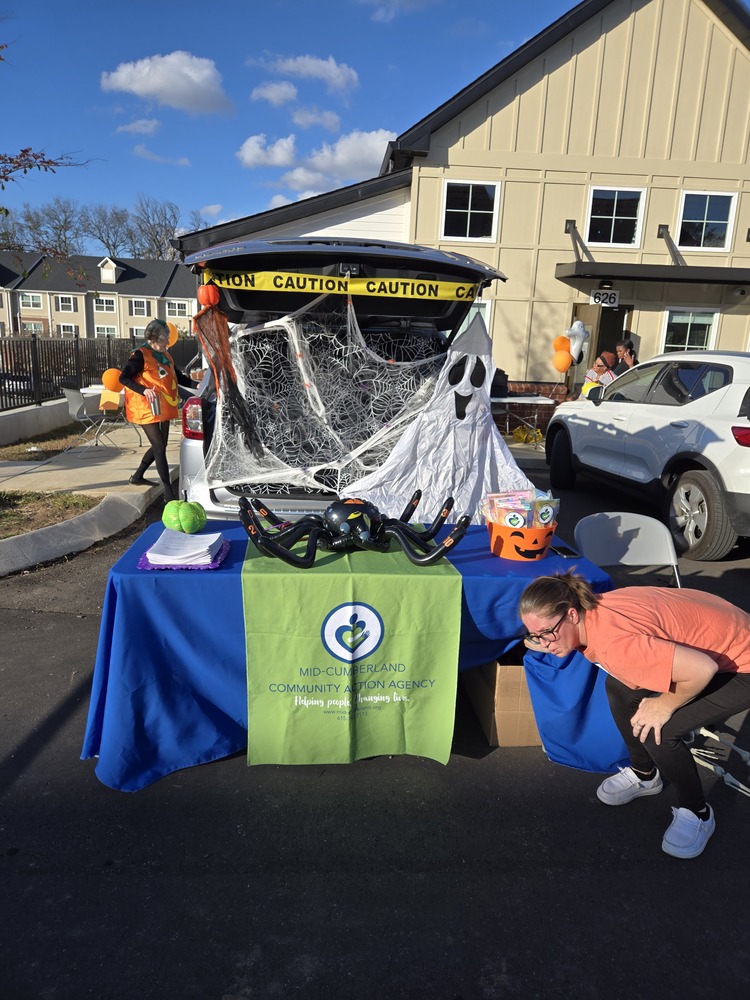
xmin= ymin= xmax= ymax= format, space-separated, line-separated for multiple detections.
xmin=321 ymin=602 xmax=384 ymax=663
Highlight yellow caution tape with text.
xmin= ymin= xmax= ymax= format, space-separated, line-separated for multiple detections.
xmin=204 ymin=268 xmax=478 ymax=301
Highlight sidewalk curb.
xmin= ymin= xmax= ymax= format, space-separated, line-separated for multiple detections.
xmin=0 ymin=490 xmax=155 ymax=577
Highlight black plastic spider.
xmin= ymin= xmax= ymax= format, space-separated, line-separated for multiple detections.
xmin=238 ymin=491 xmax=470 ymax=568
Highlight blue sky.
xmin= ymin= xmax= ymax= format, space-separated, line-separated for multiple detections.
xmin=2 ymin=1 xmax=584 ymax=235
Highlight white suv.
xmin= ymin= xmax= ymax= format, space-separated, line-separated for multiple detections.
xmin=545 ymin=351 xmax=750 ymax=560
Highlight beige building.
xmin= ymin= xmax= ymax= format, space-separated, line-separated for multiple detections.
xmin=174 ymin=0 xmax=750 ymax=384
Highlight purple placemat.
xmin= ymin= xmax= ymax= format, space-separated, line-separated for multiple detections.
xmin=137 ymin=539 xmax=230 ymax=571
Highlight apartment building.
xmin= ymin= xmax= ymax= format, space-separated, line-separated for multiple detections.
xmin=0 ymin=251 xmax=198 ymax=340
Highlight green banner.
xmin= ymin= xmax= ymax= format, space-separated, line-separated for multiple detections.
xmin=241 ymin=540 xmax=462 ymax=765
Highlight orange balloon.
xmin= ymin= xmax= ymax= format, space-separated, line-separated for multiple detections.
xmin=552 ymin=335 xmax=571 ymax=352
xmin=102 ymin=367 xmax=123 ymax=391
xmin=552 ymin=349 xmax=572 ymax=373
xmin=167 ymin=322 xmax=179 ymax=348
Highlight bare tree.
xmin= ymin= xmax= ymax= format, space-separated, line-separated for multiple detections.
xmin=20 ymin=197 xmax=86 ymax=256
xmin=130 ymin=195 xmax=181 ymax=260
xmin=0 ymin=207 xmax=26 ymax=250
xmin=187 ymin=208 xmax=211 ymax=232
xmin=81 ymin=204 xmax=135 ymax=257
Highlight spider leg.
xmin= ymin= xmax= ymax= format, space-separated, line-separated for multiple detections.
xmin=397 ymin=489 xmax=422 ymax=523
xmin=248 ymin=497 xmax=286 ymax=527
xmin=383 ymin=514 xmax=471 ymax=566
xmin=405 ymin=497 xmax=456 ymax=541
xmin=239 ymin=498 xmax=323 ymax=567
xmin=239 ymin=498 xmax=324 ymax=544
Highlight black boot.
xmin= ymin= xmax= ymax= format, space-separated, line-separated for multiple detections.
xmin=130 ymin=474 xmax=158 ymax=486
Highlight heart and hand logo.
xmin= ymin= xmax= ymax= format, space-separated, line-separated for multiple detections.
xmin=322 ymin=603 xmax=384 ymax=663
xmin=335 ymin=614 xmax=370 ymax=652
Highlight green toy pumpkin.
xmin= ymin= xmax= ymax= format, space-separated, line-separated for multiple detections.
xmin=162 ymin=500 xmax=208 ymax=534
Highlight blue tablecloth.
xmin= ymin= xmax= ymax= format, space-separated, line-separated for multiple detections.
xmin=81 ymin=522 xmax=612 ymax=790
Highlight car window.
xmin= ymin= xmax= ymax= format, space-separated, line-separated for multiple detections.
xmin=648 ymin=362 xmax=731 ymax=406
xmin=603 ymin=363 xmax=664 ymax=403
xmin=696 ymin=365 xmax=731 ymax=396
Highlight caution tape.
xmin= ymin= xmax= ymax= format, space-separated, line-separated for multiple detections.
xmin=203 ymin=268 xmax=478 ymax=301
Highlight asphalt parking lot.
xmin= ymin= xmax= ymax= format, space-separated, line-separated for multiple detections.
xmin=2 ymin=456 xmax=750 ymax=1000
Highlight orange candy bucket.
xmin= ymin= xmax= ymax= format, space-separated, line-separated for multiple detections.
xmin=487 ymin=521 xmax=557 ymax=561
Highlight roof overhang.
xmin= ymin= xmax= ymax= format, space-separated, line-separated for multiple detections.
xmin=555 ymin=260 xmax=750 ymax=287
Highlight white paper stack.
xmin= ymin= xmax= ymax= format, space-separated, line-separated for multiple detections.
xmin=146 ymin=528 xmax=225 ymax=567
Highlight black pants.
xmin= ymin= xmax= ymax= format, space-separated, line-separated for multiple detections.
xmin=134 ymin=421 xmax=173 ymax=498
xmin=605 ymin=672 xmax=750 ymax=813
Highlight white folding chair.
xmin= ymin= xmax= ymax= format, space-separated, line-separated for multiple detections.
xmin=574 ymin=511 xmax=682 ymax=587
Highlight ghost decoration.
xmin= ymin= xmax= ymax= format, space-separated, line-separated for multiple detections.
xmin=566 ymin=320 xmax=589 ymax=366
xmin=341 ymin=313 xmax=534 ymax=524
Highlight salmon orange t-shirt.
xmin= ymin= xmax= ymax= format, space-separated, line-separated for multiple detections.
xmin=581 ymin=587 xmax=750 ymax=692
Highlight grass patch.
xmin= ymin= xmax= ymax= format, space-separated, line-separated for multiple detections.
xmin=0 ymin=490 xmax=99 ymax=539
xmin=0 ymin=423 xmax=84 ymax=462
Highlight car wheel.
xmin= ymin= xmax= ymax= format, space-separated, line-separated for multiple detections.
xmin=549 ymin=431 xmax=576 ymax=489
xmin=666 ymin=469 xmax=737 ymax=561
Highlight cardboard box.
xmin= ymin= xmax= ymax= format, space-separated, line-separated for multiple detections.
xmin=461 ymin=651 xmax=542 ymax=747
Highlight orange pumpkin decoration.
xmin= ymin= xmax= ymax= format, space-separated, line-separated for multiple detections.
xmin=197 ymin=283 xmax=220 ymax=307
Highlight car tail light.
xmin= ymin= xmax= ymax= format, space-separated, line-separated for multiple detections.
xmin=731 ymin=425 xmax=750 ymax=447
xmin=182 ymin=396 xmax=204 ymax=440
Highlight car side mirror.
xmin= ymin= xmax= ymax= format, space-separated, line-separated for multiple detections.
xmin=587 ymin=384 xmax=604 ymax=403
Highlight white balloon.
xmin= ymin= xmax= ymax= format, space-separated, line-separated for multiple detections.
xmin=566 ymin=321 xmax=589 ymax=365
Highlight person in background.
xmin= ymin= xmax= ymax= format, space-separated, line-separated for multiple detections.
xmin=518 ymin=571 xmax=750 ymax=859
xmin=581 ymin=350 xmax=616 ymax=396
xmin=119 ymin=319 xmax=196 ymax=502
xmin=613 ymin=337 xmax=638 ymax=376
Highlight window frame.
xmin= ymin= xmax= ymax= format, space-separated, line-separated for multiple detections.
xmin=58 ymin=295 xmax=75 ymax=313
xmin=676 ymin=190 xmax=736 ymax=252
xmin=20 ymin=292 xmax=43 ymax=310
xmin=585 ymin=186 xmax=645 ymax=248
xmin=441 ymin=179 xmax=500 ymax=243
xmin=21 ymin=321 xmax=44 ymax=335
xmin=95 ymin=296 xmax=116 ymax=313
xmin=130 ymin=298 xmax=150 ymax=318
xmin=166 ymin=300 xmax=189 ymax=318
xmin=95 ymin=326 xmax=118 ymax=339
xmin=661 ymin=308 xmax=717 ymax=353
xmin=58 ymin=323 xmax=78 ymax=336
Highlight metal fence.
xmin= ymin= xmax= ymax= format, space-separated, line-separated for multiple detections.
xmin=0 ymin=335 xmax=200 ymax=412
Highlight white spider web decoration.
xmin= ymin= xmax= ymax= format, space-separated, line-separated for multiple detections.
xmin=202 ymin=295 xmax=448 ymax=497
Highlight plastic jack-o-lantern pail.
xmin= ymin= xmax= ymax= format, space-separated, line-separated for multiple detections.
xmin=487 ymin=521 xmax=557 ymax=561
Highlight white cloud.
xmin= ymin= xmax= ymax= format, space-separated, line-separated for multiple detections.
xmin=101 ymin=51 xmax=232 ymax=114
xmin=355 ymin=0 xmax=438 ymax=22
xmin=305 ymin=129 xmax=395 ymax=181
xmin=268 ymin=194 xmax=293 ymax=209
xmin=236 ymin=134 xmax=296 ymax=168
xmin=292 ymin=107 xmax=340 ymax=131
xmin=265 ymin=55 xmax=358 ymax=93
xmin=251 ymin=81 xmax=298 ymax=106
xmin=134 ymin=144 xmax=190 ymax=167
xmin=116 ymin=118 xmax=160 ymax=135
xmin=280 ymin=166 xmax=329 ymax=192
xmin=200 ymin=204 xmax=222 ymax=217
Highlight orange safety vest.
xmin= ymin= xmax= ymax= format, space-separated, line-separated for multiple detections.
xmin=124 ymin=347 xmax=181 ymax=425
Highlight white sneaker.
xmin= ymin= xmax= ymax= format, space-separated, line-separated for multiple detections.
xmin=596 ymin=766 xmax=663 ymax=806
xmin=662 ymin=805 xmax=715 ymax=859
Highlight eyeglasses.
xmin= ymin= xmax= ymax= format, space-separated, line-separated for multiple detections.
xmin=593 ymin=361 xmax=606 ymax=368
xmin=523 ymin=608 xmax=571 ymax=646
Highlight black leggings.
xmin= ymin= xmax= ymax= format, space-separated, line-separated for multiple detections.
xmin=606 ymin=672 xmax=750 ymax=813
xmin=134 ymin=421 xmax=172 ymax=494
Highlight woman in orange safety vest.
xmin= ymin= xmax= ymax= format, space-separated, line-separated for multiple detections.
xmin=119 ymin=319 xmax=196 ymax=502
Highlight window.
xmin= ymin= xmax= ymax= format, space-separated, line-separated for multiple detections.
xmin=663 ymin=310 xmax=716 ymax=352
xmin=57 ymin=295 xmax=75 ymax=312
xmin=456 ymin=300 xmax=490 ymax=337
xmin=604 ymin=364 xmax=664 ymax=404
xmin=131 ymin=327 xmax=146 ymax=338
xmin=167 ymin=301 xmax=189 ymax=318
xmin=21 ymin=321 xmax=44 ymax=335
xmin=586 ymin=188 xmax=644 ymax=246
xmin=58 ymin=324 xmax=78 ymax=336
xmin=677 ymin=192 xmax=735 ymax=250
xmin=95 ymin=326 xmax=117 ymax=338
xmin=442 ymin=181 xmax=498 ymax=240
xmin=20 ymin=293 xmax=42 ymax=309
xmin=129 ymin=299 xmax=151 ymax=318
xmin=95 ymin=297 xmax=116 ymax=312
